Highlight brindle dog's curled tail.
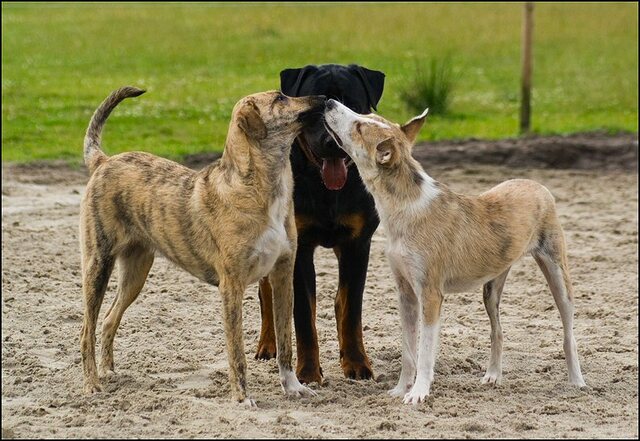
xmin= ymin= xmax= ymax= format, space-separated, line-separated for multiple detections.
xmin=84 ymin=86 xmax=146 ymax=174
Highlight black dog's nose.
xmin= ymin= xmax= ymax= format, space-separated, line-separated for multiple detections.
xmin=326 ymin=99 xmax=337 ymax=110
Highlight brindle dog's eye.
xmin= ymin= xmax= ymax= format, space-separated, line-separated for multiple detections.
xmin=276 ymin=94 xmax=287 ymax=103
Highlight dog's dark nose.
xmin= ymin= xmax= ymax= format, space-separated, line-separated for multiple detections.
xmin=326 ymin=99 xmax=337 ymax=110
xmin=310 ymin=95 xmax=326 ymax=107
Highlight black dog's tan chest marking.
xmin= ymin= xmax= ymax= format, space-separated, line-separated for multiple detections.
xmin=338 ymin=213 xmax=366 ymax=240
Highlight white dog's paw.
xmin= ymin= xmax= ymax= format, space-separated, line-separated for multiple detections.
xmin=239 ymin=397 xmax=257 ymax=409
xmin=481 ymin=370 xmax=502 ymax=386
xmin=569 ymin=377 xmax=587 ymax=388
xmin=402 ymin=383 xmax=430 ymax=405
xmin=388 ymin=383 xmax=412 ymax=398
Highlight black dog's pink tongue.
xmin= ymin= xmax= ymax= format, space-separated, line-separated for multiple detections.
xmin=321 ymin=158 xmax=348 ymax=190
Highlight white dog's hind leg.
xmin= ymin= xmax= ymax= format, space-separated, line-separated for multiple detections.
xmin=533 ymin=247 xmax=586 ymax=387
xmin=388 ymin=276 xmax=419 ymax=398
xmin=481 ymin=267 xmax=510 ymax=386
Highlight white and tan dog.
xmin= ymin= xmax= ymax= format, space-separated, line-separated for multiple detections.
xmin=323 ymin=99 xmax=586 ymax=404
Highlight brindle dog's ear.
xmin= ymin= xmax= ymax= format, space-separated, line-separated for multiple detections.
xmin=280 ymin=65 xmax=319 ymax=97
xmin=238 ymin=101 xmax=267 ymax=140
xmin=350 ymin=65 xmax=386 ymax=111
xmin=401 ymin=108 xmax=429 ymax=145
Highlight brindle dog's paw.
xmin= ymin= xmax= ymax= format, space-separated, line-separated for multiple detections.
xmin=83 ymin=379 xmax=103 ymax=394
xmin=284 ymin=382 xmax=317 ymax=398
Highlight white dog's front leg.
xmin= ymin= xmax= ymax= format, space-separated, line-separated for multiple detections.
xmin=403 ymin=321 xmax=441 ymax=405
xmin=388 ymin=276 xmax=419 ymax=398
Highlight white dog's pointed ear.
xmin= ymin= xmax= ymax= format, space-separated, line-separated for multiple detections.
xmin=401 ymin=108 xmax=429 ymax=144
xmin=375 ymin=138 xmax=395 ymax=165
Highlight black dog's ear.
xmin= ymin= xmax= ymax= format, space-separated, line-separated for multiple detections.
xmin=280 ymin=65 xmax=319 ymax=97
xmin=350 ymin=65 xmax=385 ymax=111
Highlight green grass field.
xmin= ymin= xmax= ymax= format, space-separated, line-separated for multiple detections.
xmin=2 ymin=2 xmax=637 ymax=163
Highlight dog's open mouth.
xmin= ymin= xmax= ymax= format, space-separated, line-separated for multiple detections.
xmin=320 ymin=121 xmax=348 ymax=190
xmin=324 ymin=122 xmax=343 ymax=148
xmin=321 ymin=157 xmax=348 ymax=191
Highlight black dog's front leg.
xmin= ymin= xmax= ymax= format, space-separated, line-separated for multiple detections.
xmin=334 ymin=238 xmax=374 ymax=380
xmin=255 ymin=277 xmax=277 ymax=360
xmin=293 ymin=244 xmax=324 ymax=384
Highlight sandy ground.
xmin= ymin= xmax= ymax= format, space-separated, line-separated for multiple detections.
xmin=2 ymin=138 xmax=638 ymax=438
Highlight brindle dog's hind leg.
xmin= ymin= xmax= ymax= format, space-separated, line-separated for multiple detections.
xmin=80 ymin=214 xmax=115 ymax=394
xmin=100 ymin=244 xmax=154 ymax=377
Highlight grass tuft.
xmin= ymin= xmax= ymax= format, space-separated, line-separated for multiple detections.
xmin=400 ymin=57 xmax=455 ymax=116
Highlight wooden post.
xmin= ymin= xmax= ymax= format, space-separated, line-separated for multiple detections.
xmin=520 ymin=2 xmax=534 ymax=134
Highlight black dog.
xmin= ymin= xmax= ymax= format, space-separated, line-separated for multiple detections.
xmin=255 ymin=64 xmax=385 ymax=384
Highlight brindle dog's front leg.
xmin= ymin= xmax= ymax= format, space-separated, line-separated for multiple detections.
xmin=270 ymin=255 xmax=317 ymax=398
xmin=270 ymin=212 xmax=316 ymax=398
xmin=218 ymin=276 xmax=255 ymax=407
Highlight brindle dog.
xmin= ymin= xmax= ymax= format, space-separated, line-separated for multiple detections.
xmin=79 ymin=86 xmax=325 ymax=407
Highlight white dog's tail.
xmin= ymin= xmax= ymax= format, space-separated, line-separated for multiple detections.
xmin=84 ymin=86 xmax=145 ymax=174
